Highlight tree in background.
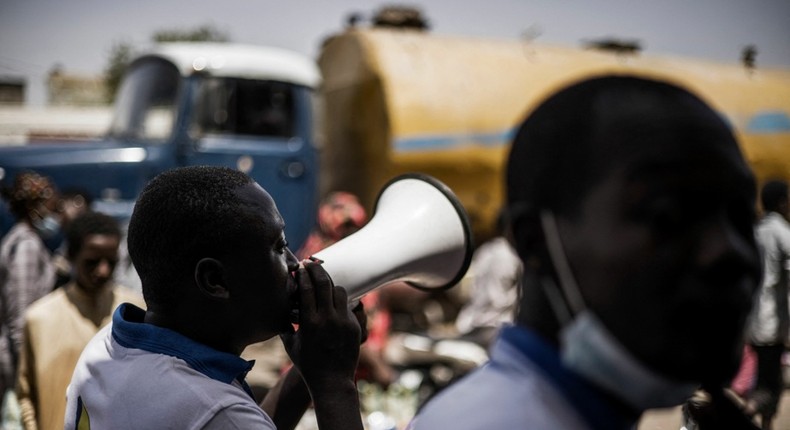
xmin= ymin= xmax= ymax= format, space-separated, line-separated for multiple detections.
xmin=104 ymin=24 xmax=230 ymax=102
xmin=152 ymin=24 xmax=230 ymax=44
xmin=104 ymin=40 xmax=134 ymax=103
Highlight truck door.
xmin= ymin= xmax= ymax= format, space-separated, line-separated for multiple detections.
xmin=180 ymin=76 xmax=318 ymax=248
xmin=89 ymin=57 xmax=183 ymax=218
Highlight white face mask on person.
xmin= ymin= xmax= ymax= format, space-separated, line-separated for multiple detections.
xmin=539 ymin=210 xmax=698 ymax=411
xmin=32 ymin=211 xmax=61 ymax=239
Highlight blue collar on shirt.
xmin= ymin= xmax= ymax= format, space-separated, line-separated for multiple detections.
xmin=111 ymin=303 xmax=255 ymax=398
xmin=498 ymin=325 xmax=637 ymax=430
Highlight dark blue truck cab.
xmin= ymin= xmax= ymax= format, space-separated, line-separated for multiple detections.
xmin=0 ymin=42 xmax=321 ymax=248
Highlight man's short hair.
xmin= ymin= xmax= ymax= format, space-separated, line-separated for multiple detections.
xmin=507 ymin=75 xmax=738 ymax=226
xmin=127 ymin=166 xmax=256 ymax=309
xmin=66 ymin=211 xmax=121 ymax=260
xmin=760 ymin=180 xmax=789 ymax=214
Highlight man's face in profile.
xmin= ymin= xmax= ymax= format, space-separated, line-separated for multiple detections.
xmin=557 ymin=141 xmax=761 ymax=385
xmin=223 ymin=183 xmax=300 ymax=343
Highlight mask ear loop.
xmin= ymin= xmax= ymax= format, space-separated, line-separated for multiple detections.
xmin=539 ymin=210 xmax=587 ymax=324
xmin=30 ymin=206 xmax=45 ymax=224
xmin=539 ymin=276 xmax=574 ymax=327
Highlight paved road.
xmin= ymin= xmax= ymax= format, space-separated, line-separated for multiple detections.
xmin=639 ymin=389 xmax=790 ymax=429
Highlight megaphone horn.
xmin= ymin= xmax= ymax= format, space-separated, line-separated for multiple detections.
xmin=313 ymin=173 xmax=474 ymax=304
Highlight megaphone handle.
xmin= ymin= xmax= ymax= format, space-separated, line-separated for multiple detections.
xmin=307 ymin=256 xmax=361 ymax=308
xmin=307 ymin=256 xmax=324 ymax=265
xmin=289 ymin=291 xmax=361 ymax=324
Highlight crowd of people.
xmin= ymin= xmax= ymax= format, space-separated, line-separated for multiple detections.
xmin=0 ymin=74 xmax=787 ymax=429
xmin=0 ymin=172 xmax=144 ymax=430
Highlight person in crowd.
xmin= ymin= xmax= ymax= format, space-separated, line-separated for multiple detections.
xmin=51 ymin=188 xmax=93 ymax=289
xmin=57 ymin=189 xmax=91 ymax=231
xmin=747 ymin=179 xmax=790 ymax=429
xmin=410 ymin=76 xmax=763 ymax=429
xmin=0 ymin=172 xmax=59 ymax=410
xmin=64 ymin=166 xmax=363 ymax=430
xmin=297 ymin=191 xmax=395 ymax=388
xmin=297 ymin=191 xmax=368 ymax=258
xmin=16 ymin=211 xmax=143 ymax=430
xmin=454 ymin=210 xmax=522 ymax=348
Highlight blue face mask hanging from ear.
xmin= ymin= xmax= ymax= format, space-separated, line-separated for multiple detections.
xmin=538 ymin=210 xmax=698 ymax=411
xmin=32 ymin=209 xmax=61 ymax=239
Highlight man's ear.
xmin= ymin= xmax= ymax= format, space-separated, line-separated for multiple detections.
xmin=510 ymin=210 xmax=546 ymax=271
xmin=780 ymin=198 xmax=790 ymax=220
xmin=195 ymin=258 xmax=230 ymax=300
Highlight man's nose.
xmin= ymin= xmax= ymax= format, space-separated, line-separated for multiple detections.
xmin=286 ymin=248 xmax=300 ymax=271
xmin=95 ymin=260 xmax=113 ymax=278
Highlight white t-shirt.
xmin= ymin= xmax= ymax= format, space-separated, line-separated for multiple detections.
xmin=455 ymin=236 xmax=521 ymax=334
xmin=750 ymin=212 xmax=790 ymax=345
xmin=65 ymin=303 xmax=276 ymax=430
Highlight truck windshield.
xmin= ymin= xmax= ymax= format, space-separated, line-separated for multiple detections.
xmin=107 ymin=58 xmax=180 ymax=142
xmin=192 ymin=77 xmax=296 ymax=138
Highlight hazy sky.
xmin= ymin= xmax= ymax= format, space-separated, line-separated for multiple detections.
xmin=1 ymin=0 xmax=789 ymax=105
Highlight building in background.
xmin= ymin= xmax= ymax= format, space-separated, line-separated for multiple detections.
xmin=0 ymin=77 xmax=25 ymax=105
xmin=47 ymin=67 xmax=107 ymax=106
xmin=0 ymin=69 xmax=110 ymax=145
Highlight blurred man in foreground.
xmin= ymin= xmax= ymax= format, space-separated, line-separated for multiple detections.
xmin=411 ymin=76 xmax=762 ymax=429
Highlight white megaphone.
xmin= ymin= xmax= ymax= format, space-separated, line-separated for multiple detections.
xmin=311 ymin=173 xmax=474 ymax=304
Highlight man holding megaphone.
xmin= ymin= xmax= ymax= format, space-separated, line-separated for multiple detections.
xmin=63 ymin=166 xmax=364 ymax=430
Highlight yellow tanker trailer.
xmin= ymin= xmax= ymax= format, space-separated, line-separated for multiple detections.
xmin=318 ymin=27 xmax=790 ymax=241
